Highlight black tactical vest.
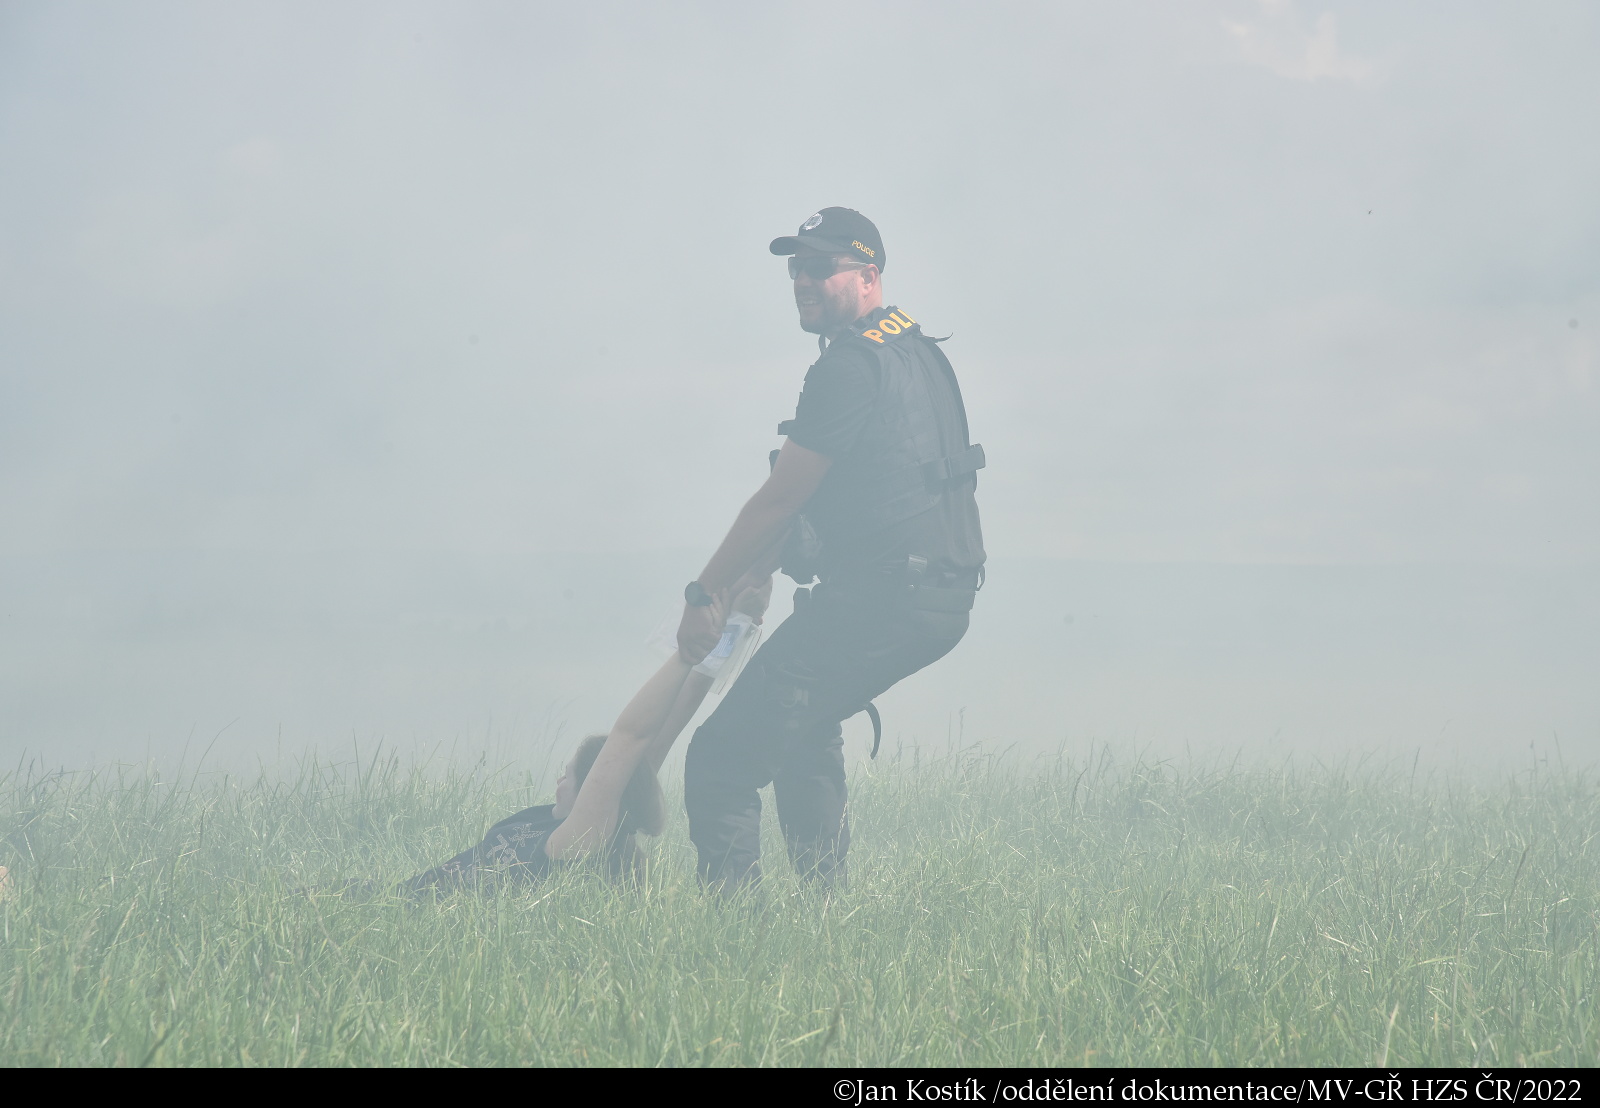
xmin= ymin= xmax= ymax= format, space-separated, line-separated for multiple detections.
xmin=780 ymin=306 xmax=985 ymax=555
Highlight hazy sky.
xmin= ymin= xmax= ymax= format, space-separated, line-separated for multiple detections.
xmin=3 ymin=0 xmax=1598 ymax=566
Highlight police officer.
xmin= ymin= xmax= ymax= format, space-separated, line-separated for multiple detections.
xmin=676 ymin=207 xmax=986 ymax=891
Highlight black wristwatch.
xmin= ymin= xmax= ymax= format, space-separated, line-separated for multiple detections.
xmin=684 ymin=580 xmax=714 ymax=607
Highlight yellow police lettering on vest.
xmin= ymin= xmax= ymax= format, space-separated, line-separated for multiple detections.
xmin=891 ymin=311 xmax=915 ymax=329
xmin=878 ymin=318 xmax=902 ymax=335
xmin=862 ymin=329 xmax=885 ymax=343
xmin=852 ymin=240 xmax=876 ymax=258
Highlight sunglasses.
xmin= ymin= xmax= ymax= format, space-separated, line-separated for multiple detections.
xmin=787 ymin=256 xmax=870 ymax=281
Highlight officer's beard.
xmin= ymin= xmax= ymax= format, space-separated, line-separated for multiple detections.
xmin=796 ymin=281 xmax=864 ymax=338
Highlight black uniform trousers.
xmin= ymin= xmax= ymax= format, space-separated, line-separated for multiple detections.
xmin=683 ymin=573 xmax=971 ymax=890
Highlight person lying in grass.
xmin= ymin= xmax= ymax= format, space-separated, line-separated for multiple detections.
xmin=402 ymin=581 xmax=767 ymax=894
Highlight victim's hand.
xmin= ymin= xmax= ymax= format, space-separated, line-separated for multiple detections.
xmin=676 ymin=592 xmax=727 ymax=665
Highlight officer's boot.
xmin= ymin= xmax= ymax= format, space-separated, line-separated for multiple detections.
xmin=786 ymin=835 xmax=849 ymax=891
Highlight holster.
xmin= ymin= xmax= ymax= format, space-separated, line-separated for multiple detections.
xmin=770 ymin=448 xmax=824 ymax=585
xmin=781 ymin=514 xmax=823 ymax=585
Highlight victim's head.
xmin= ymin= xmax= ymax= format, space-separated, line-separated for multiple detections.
xmin=552 ymin=732 xmax=666 ymax=840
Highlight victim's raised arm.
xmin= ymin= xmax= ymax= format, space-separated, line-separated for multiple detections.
xmin=545 ymin=593 xmax=727 ymax=859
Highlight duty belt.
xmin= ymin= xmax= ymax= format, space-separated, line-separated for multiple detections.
xmin=824 ymin=557 xmax=981 ymax=594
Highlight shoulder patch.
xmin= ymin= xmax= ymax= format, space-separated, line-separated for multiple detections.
xmin=855 ymin=308 xmax=919 ymax=345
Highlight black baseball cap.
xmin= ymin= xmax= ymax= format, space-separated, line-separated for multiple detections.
xmin=769 ymin=207 xmax=885 ymax=271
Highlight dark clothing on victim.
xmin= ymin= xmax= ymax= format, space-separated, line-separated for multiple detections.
xmin=402 ymin=803 xmax=561 ymax=894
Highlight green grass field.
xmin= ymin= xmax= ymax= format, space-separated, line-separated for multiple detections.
xmin=1 ymin=744 xmax=1596 ymax=1067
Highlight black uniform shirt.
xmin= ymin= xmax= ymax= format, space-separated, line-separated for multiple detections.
xmin=786 ymin=327 xmax=985 ymax=577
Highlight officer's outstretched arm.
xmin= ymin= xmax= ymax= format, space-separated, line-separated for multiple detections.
xmin=695 ymin=440 xmax=831 ymax=595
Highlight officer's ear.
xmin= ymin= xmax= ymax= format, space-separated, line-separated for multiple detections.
xmin=859 ymin=264 xmax=881 ymax=289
